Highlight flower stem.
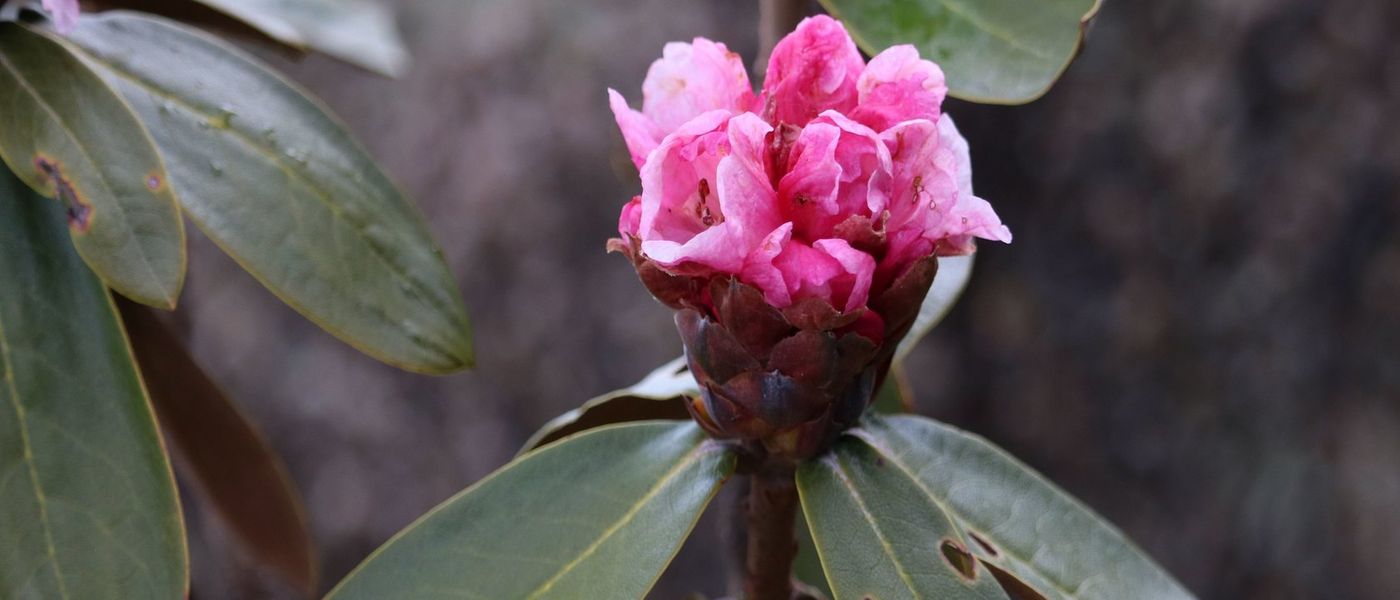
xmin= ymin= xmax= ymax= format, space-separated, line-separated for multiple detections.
xmin=744 ymin=461 xmax=800 ymax=600
xmin=756 ymin=0 xmax=807 ymax=73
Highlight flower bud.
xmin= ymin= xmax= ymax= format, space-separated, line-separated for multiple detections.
xmin=608 ymin=16 xmax=1010 ymax=459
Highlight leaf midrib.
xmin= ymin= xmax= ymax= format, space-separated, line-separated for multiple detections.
xmin=523 ymin=441 xmax=714 ymax=599
xmin=0 ymin=306 xmax=71 ymax=600
xmin=853 ymin=427 xmax=1081 ymax=599
xmin=825 ymin=452 xmax=925 ymax=599
xmin=0 ymin=45 xmax=169 ymax=303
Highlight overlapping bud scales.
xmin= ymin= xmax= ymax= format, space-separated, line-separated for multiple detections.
xmin=608 ymin=16 xmax=1010 ymax=459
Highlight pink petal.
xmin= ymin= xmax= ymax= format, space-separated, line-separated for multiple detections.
xmin=813 ymin=238 xmax=876 ymax=312
xmin=715 ymin=113 xmax=783 ymax=246
xmin=636 ymin=110 xmax=734 ymax=267
xmin=609 ymin=89 xmax=665 ymax=169
xmin=740 ymin=223 xmax=796 ymax=307
xmin=762 ymin=15 xmax=865 ymax=126
xmin=42 ymin=0 xmax=79 ymax=34
xmin=928 ymin=115 xmax=1011 ymax=255
xmin=618 ymin=196 xmax=643 ymax=237
xmin=851 ymin=45 xmax=948 ymax=132
xmin=643 ymin=38 xmax=754 ymax=133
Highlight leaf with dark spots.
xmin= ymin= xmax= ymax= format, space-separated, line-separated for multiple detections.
xmin=0 ymin=22 xmax=185 ymax=308
xmin=851 ymin=415 xmax=1194 ymax=599
xmin=796 ymin=435 xmax=1010 ymax=599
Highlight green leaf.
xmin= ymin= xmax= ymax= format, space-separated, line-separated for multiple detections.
xmin=327 ymin=422 xmax=735 ymax=600
xmin=518 ymin=357 xmax=696 ymax=454
xmin=60 ymin=13 xmax=474 ymax=374
xmin=192 ymin=0 xmax=409 ymax=77
xmin=895 ymin=254 xmax=973 ymax=362
xmin=0 ymin=22 xmax=185 ymax=309
xmin=849 ymin=414 xmax=1194 ymax=599
xmin=0 ymin=169 xmax=187 ymax=598
xmin=819 ymin=0 xmax=1102 ymax=104
xmin=798 ymin=435 xmax=1011 ymax=600
xmin=118 ymin=300 xmax=316 ymax=594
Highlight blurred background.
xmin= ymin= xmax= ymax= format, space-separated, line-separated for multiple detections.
xmin=170 ymin=0 xmax=1400 ymax=598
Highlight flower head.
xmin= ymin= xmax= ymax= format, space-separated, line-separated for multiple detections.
xmin=608 ymin=16 xmax=1010 ymax=458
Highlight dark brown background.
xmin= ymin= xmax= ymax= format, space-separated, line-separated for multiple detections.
xmin=173 ymin=1 xmax=1400 ymax=598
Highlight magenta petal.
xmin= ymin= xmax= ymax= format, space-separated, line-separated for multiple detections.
xmin=609 ymin=89 xmax=665 ymax=169
xmin=42 ymin=0 xmax=79 ymax=34
xmin=813 ymin=238 xmax=876 ymax=312
xmin=851 ymin=45 xmax=947 ymax=132
xmin=643 ymin=38 xmax=754 ymax=132
xmin=762 ymin=15 xmax=865 ymax=126
xmin=741 ymin=223 xmax=796 ymax=307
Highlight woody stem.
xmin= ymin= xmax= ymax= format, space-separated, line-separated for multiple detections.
xmin=744 ymin=461 xmax=800 ymax=600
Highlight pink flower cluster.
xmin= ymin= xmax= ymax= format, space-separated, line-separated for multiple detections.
xmin=610 ymin=16 xmax=1009 ymax=318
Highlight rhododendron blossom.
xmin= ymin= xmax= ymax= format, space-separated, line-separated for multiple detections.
xmin=610 ymin=15 xmax=1010 ymax=320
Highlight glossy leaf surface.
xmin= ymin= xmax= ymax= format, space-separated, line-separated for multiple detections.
xmin=61 ymin=13 xmax=474 ymax=374
xmin=850 ymin=414 xmax=1194 ymax=599
xmin=328 ymin=422 xmax=735 ymax=600
xmin=119 ymin=301 xmax=315 ymax=594
xmin=0 ymin=171 xmax=186 ymax=599
xmin=798 ymin=435 xmax=1010 ymax=600
xmin=819 ymin=0 xmax=1101 ymax=103
xmin=193 ymin=0 xmax=409 ymax=77
xmin=0 ymin=22 xmax=185 ymax=308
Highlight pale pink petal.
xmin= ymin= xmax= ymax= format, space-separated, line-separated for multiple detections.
xmin=762 ymin=15 xmax=865 ymax=126
xmin=851 ymin=45 xmax=947 ymax=132
xmin=42 ymin=0 xmax=79 ymax=34
xmin=927 ymin=115 xmax=1011 ymax=255
xmin=609 ymin=89 xmax=665 ymax=169
xmin=715 ymin=113 xmax=783 ymax=245
xmin=813 ymin=238 xmax=876 ymax=312
xmin=643 ymin=38 xmax=754 ymax=133
xmin=637 ymin=110 xmax=734 ymax=267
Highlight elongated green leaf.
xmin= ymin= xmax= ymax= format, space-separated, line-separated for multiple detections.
xmin=849 ymin=415 xmax=1194 ymax=599
xmin=819 ymin=0 xmax=1101 ymax=104
xmin=328 ymin=421 xmax=735 ymax=600
xmin=798 ymin=435 xmax=1010 ymax=600
xmin=0 ymin=169 xmax=187 ymax=598
xmin=518 ymin=357 xmax=696 ymax=454
xmin=59 ymin=13 xmax=473 ymax=374
xmin=895 ymin=254 xmax=973 ymax=362
xmin=193 ymin=0 xmax=409 ymax=77
xmin=0 ymin=23 xmax=185 ymax=308
xmin=118 ymin=300 xmax=316 ymax=594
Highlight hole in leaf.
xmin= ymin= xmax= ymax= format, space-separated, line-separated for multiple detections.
xmin=940 ymin=539 xmax=978 ymax=581
xmin=984 ymin=562 xmax=1049 ymax=600
xmin=968 ymin=530 xmax=1000 ymax=558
